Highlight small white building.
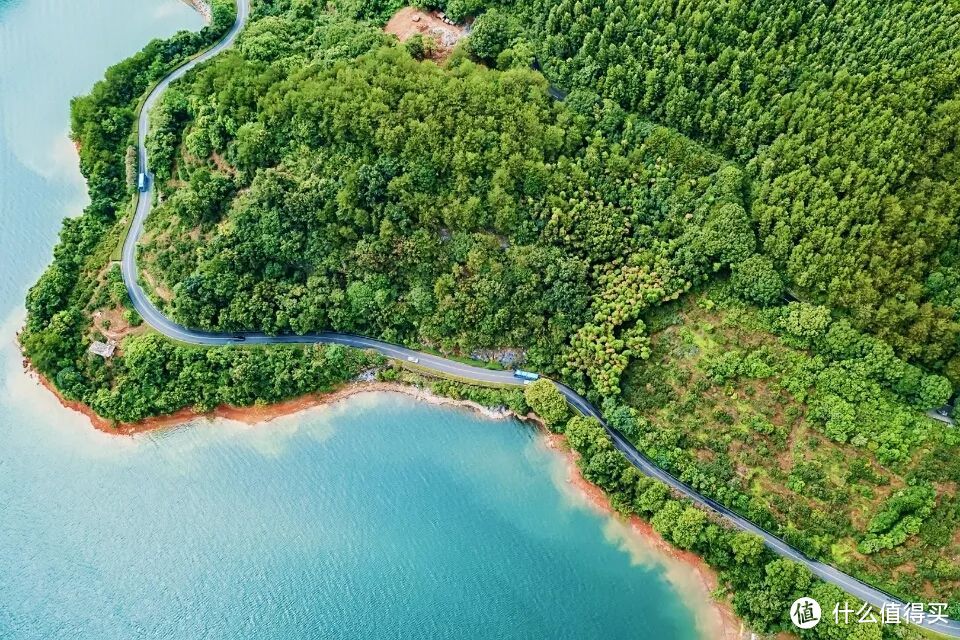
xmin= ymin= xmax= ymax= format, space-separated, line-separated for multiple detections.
xmin=89 ymin=340 xmax=116 ymax=359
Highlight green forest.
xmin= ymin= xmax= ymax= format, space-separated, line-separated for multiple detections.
xmin=141 ymin=40 xmax=757 ymax=400
xmin=19 ymin=0 xmax=960 ymax=633
xmin=504 ymin=0 xmax=960 ymax=373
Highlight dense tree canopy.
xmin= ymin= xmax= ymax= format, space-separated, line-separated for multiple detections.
xmin=18 ymin=0 xmax=387 ymax=422
xmin=135 ymin=5 xmax=758 ymax=402
xmin=486 ymin=0 xmax=960 ymax=370
xmin=523 ymin=379 xmax=569 ymax=430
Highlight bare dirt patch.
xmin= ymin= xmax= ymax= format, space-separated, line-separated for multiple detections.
xmin=210 ymin=150 xmax=236 ymax=176
xmin=384 ymin=7 xmax=467 ymax=62
xmin=91 ymin=306 xmax=147 ymax=344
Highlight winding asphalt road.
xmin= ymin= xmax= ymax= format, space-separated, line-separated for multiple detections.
xmin=121 ymin=1 xmax=960 ymax=635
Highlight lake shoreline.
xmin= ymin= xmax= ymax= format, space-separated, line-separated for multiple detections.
xmin=6 ymin=0 xmax=741 ymax=636
xmin=182 ymin=0 xmax=211 ymax=23
xmin=30 ymin=367 xmax=518 ymax=436
xmin=31 ymin=362 xmax=747 ymax=639
xmin=542 ymin=430 xmax=747 ymax=640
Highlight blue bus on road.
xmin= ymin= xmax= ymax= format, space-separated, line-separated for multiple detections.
xmin=513 ymin=369 xmax=539 ymax=381
xmin=138 ymin=173 xmax=148 ymax=192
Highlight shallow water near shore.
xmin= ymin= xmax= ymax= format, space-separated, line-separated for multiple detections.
xmin=2 ymin=368 xmax=710 ymax=639
xmin=0 ymin=0 xmax=712 ymax=638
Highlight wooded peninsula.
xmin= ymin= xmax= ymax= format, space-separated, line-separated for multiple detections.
xmin=21 ymin=0 xmax=960 ymax=634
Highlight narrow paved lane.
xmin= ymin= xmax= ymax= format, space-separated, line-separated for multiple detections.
xmin=120 ymin=2 xmax=960 ymax=635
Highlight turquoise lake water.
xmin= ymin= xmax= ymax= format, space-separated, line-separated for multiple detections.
xmin=0 ymin=1 xmax=708 ymax=638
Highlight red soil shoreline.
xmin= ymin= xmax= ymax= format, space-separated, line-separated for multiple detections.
xmin=29 ymin=364 xmax=748 ymax=638
xmin=540 ymin=431 xmax=749 ymax=640
xmin=31 ymin=370 xmax=515 ymax=436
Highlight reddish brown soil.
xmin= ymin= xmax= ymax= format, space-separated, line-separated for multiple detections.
xmin=91 ymin=306 xmax=148 ymax=344
xmin=541 ymin=431 xmax=752 ymax=640
xmin=33 ymin=373 xmax=514 ymax=437
xmin=384 ymin=7 xmax=467 ymax=62
xmin=210 ymin=151 xmax=235 ymax=175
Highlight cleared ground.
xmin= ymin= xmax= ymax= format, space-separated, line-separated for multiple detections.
xmin=384 ymin=7 xmax=467 ymax=61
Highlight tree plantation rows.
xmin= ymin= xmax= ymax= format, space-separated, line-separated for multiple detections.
xmin=612 ymin=287 xmax=960 ymax=611
xmin=474 ymin=0 xmax=960 ymax=374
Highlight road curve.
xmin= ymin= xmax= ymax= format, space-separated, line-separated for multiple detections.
xmin=121 ymin=2 xmax=960 ymax=635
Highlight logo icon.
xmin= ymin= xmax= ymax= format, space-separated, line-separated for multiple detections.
xmin=790 ymin=597 xmax=822 ymax=629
